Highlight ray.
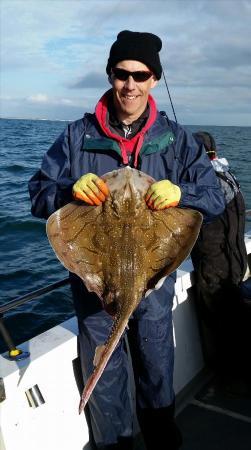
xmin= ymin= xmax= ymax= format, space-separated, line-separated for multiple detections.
xmin=46 ymin=167 xmax=203 ymax=413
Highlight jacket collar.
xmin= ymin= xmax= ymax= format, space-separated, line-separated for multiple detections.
xmin=95 ymin=89 xmax=157 ymax=166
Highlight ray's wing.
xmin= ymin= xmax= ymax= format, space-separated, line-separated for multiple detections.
xmin=46 ymin=202 xmax=105 ymax=298
xmin=146 ymin=207 xmax=203 ymax=289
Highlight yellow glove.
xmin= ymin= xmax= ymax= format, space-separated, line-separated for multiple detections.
xmin=145 ymin=180 xmax=181 ymax=210
xmin=72 ymin=173 xmax=109 ymax=206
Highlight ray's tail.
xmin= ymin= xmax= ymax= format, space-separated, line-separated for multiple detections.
xmin=78 ymin=313 xmax=130 ymax=414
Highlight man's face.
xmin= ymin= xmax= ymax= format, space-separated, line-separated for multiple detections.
xmin=110 ymin=60 xmax=157 ymax=124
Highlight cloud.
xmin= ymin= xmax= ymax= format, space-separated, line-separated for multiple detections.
xmin=27 ymin=94 xmax=49 ymax=104
xmin=0 ymin=94 xmax=86 ymax=121
xmin=69 ymin=73 xmax=109 ymax=89
xmin=25 ymin=94 xmax=84 ymax=108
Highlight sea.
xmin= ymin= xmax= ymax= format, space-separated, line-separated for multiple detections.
xmin=0 ymin=118 xmax=250 ymax=353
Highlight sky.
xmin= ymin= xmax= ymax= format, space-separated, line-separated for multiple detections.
xmin=1 ymin=0 xmax=251 ymax=126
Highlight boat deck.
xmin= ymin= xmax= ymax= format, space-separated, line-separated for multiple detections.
xmin=82 ymin=375 xmax=251 ymax=450
xmin=176 ymin=376 xmax=251 ymax=450
xmin=130 ymin=375 xmax=251 ymax=450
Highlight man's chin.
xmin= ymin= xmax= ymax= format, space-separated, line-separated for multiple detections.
xmin=120 ymin=104 xmax=140 ymax=116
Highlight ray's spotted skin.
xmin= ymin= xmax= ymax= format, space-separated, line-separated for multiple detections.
xmin=46 ymin=167 xmax=203 ymax=414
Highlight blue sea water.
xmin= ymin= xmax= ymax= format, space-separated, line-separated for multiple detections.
xmin=0 ymin=118 xmax=250 ymax=353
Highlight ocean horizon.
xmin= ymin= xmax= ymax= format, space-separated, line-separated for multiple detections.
xmin=1 ymin=116 xmax=250 ymax=127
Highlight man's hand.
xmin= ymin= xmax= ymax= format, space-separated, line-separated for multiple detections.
xmin=145 ymin=180 xmax=181 ymax=210
xmin=73 ymin=173 xmax=109 ymax=206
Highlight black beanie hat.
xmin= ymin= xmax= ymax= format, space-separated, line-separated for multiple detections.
xmin=106 ymin=30 xmax=162 ymax=80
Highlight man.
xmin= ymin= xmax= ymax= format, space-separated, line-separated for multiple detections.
xmin=29 ymin=31 xmax=225 ymax=450
xmin=191 ymin=131 xmax=248 ymax=388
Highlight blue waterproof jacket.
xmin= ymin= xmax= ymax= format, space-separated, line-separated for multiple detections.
xmin=29 ymin=109 xmax=225 ymax=221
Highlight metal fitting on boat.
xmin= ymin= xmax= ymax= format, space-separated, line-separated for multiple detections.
xmin=0 ymin=378 xmax=6 ymax=403
xmin=8 ymin=348 xmax=30 ymax=360
xmin=25 ymin=384 xmax=45 ymax=408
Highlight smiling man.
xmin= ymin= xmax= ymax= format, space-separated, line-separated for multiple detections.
xmin=29 ymin=30 xmax=225 ymax=450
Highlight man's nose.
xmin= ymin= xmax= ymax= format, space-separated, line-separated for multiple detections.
xmin=124 ymin=75 xmax=136 ymax=89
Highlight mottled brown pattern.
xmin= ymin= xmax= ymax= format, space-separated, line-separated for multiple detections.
xmin=46 ymin=167 xmax=203 ymax=413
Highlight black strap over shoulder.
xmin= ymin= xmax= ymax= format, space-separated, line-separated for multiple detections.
xmin=216 ymin=170 xmax=240 ymax=191
xmin=222 ymin=190 xmax=247 ymax=283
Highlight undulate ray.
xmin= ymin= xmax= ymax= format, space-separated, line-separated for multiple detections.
xmin=46 ymin=167 xmax=203 ymax=413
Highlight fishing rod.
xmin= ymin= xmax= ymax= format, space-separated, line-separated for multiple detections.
xmin=163 ymin=70 xmax=178 ymax=124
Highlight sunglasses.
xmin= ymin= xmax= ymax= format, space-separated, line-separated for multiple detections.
xmin=112 ymin=67 xmax=153 ymax=82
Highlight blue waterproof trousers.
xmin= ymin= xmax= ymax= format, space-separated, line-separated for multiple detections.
xmin=70 ymin=272 xmax=176 ymax=449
